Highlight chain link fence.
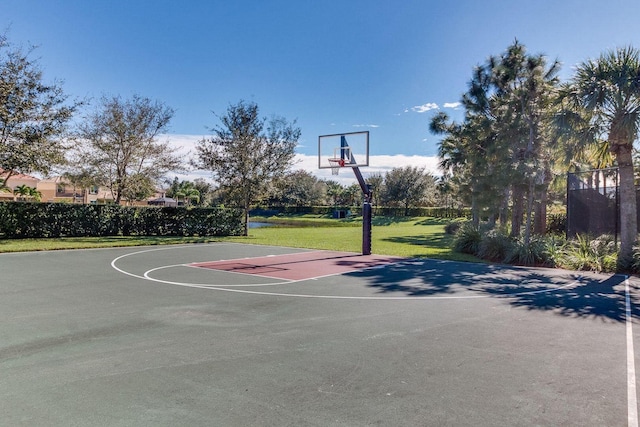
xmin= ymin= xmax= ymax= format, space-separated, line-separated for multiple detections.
xmin=566 ymin=168 xmax=619 ymax=239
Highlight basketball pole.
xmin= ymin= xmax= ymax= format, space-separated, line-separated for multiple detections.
xmin=340 ymin=134 xmax=372 ymax=255
xmin=352 ymin=165 xmax=372 ymax=256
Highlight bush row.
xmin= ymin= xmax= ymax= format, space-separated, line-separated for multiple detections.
xmin=0 ymin=202 xmax=244 ymax=238
xmin=252 ymin=205 xmax=471 ymax=218
xmin=449 ymin=221 xmax=636 ymax=273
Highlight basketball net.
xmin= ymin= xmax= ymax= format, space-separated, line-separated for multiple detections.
xmin=328 ymin=158 xmax=345 ymax=175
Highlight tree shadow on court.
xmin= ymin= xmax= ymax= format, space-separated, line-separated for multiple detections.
xmin=346 ymin=258 xmax=634 ymax=323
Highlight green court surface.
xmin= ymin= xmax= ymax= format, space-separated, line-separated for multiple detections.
xmin=1 ymin=242 xmax=638 ymax=426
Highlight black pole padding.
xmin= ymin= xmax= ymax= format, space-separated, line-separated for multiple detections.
xmin=362 ymin=201 xmax=372 ymax=255
xmin=351 ymin=166 xmax=372 ymax=255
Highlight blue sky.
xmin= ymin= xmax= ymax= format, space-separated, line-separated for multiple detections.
xmin=3 ymin=0 xmax=640 ymax=182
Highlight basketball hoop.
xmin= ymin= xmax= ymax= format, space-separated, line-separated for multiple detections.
xmin=328 ymin=158 xmax=345 ymax=175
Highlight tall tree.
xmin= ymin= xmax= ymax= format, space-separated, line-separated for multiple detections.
xmin=74 ymin=94 xmax=182 ymax=204
xmin=63 ymin=169 xmax=98 ymax=204
xmin=560 ymin=46 xmax=640 ymax=266
xmin=365 ymin=172 xmax=384 ymax=208
xmin=324 ymin=180 xmax=346 ymax=209
xmin=381 ymin=166 xmax=436 ymax=216
xmin=431 ymin=41 xmax=561 ymax=237
xmin=0 ymin=35 xmax=79 ymax=184
xmin=269 ymin=170 xmax=325 ymax=207
xmin=166 ymin=178 xmax=201 ymax=206
xmin=193 ymin=100 xmax=300 ymax=235
xmin=490 ymin=41 xmax=561 ymax=241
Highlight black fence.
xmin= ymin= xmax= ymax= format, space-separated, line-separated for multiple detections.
xmin=566 ymin=168 xmax=619 ymax=238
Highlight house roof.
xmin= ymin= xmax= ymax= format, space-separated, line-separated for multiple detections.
xmin=0 ymin=169 xmax=39 ymax=181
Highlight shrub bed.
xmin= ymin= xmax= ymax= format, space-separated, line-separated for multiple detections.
xmin=0 ymin=202 xmax=243 ymax=238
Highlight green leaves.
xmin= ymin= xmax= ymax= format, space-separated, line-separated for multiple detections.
xmin=0 ymin=202 xmax=243 ymax=238
xmin=74 ymin=95 xmax=182 ymax=204
xmin=0 ymin=35 xmax=78 ymax=176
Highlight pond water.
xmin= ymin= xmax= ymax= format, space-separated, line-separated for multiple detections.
xmin=248 ymin=221 xmax=273 ymax=228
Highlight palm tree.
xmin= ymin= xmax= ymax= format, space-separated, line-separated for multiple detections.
xmin=27 ymin=187 xmax=41 ymax=202
xmin=13 ymin=184 xmax=40 ymax=202
xmin=13 ymin=184 xmax=31 ymax=201
xmin=324 ymin=181 xmax=345 ymax=211
xmin=0 ymin=178 xmax=11 ymax=195
xmin=563 ymin=46 xmax=640 ymax=266
xmin=167 ymin=179 xmax=201 ymax=206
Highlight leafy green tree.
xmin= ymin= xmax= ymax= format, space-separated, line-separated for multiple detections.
xmin=192 ymin=178 xmax=214 ymax=206
xmin=270 ymin=170 xmax=325 ymax=207
xmin=366 ymin=172 xmax=384 ymax=208
xmin=381 ymin=166 xmax=436 ymax=216
xmin=63 ymin=169 xmax=98 ymax=203
xmin=344 ymin=183 xmax=362 ymax=207
xmin=74 ymin=94 xmax=182 ymax=204
xmin=489 ymin=41 xmax=561 ymax=241
xmin=0 ymin=34 xmax=79 ymax=182
xmin=560 ymin=46 xmax=640 ymax=266
xmin=165 ymin=177 xmax=201 ymax=206
xmin=324 ymin=180 xmax=346 ymax=209
xmin=193 ymin=100 xmax=300 ymax=235
xmin=431 ymin=41 xmax=561 ymax=237
xmin=120 ymin=173 xmax=157 ymax=204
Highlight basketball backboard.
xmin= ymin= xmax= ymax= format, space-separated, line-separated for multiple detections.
xmin=318 ymin=131 xmax=369 ymax=169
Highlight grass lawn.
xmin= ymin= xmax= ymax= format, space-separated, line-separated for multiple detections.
xmin=239 ymin=216 xmax=478 ymax=261
xmin=0 ymin=216 xmax=479 ymax=262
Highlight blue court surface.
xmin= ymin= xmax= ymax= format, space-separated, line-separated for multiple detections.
xmin=1 ymin=242 xmax=639 ymax=426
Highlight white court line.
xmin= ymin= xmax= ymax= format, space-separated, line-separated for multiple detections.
xmin=626 ymin=276 xmax=639 ymax=427
xmin=145 ymin=264 xmax=297 ymax=286
xmin=112 ymin=246 xmax=585 ymax=300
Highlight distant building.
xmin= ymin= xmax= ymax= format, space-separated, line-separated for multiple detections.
xmin=37 ymin=176 xmax=114 ymax=204
xmin=0 ymin=170 xmax=40 ymax=201
xmin=1 ymin=169 xmax=171 ymax=206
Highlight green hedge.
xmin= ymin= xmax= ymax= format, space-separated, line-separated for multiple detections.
xmin=252 ymin=205 xmax=470 ymax=218
xmin=0 ymin=202 xmax=244 ymax=238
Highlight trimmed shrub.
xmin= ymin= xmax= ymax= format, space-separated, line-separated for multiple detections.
xmin=0 ymin=202 xmax=243 ymax=238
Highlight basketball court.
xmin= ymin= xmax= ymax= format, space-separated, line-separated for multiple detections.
xmin=1 ymin=242 xmax=639 ymax=426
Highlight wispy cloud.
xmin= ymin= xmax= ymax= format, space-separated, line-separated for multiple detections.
xmin=443 ymin=102 xmax=461 ymax=109
xmin=161 ymin=134 xmax=441 ymax=187
xmin=409 ymin=103 xmax=439 ymax=113
xmin=352 ymin=124 xmax=379 ymax=128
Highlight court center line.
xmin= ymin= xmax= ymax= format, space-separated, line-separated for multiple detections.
xmin=626 ymin=276 xmax=638 ymax=427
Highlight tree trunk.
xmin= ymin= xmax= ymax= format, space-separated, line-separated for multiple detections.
xmin=243 ymin=203 xmax=250 ymax=236
xmin=533 ymin=188 xmax=548 ymax=235
xmin=524 ymin=177 xmax=535 ymax=245
xmin=533 ymin=166 xmax=552 ymax=236
xmin=616 ymin=146 xmax=637 ymax=268
xmin=499 ymin=187 xmax=510 ymax=228
xmin=471 ymin=192 xmax=479 ymax=227
xmin=511 ymin=185 xmax=524 ymax=237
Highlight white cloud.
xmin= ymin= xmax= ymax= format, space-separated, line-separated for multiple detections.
xmin=352 ymin=124 xmax=380 ymax=128
xmin=411 ymin=103 xmax=439 ymax=113
xmin=443 ymin=102 xmax=461 ymax=109
xmin=160 ymin=134 xmax=441 ymax=187
xmin=292 ymin=153 xmax=441 ymax=186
